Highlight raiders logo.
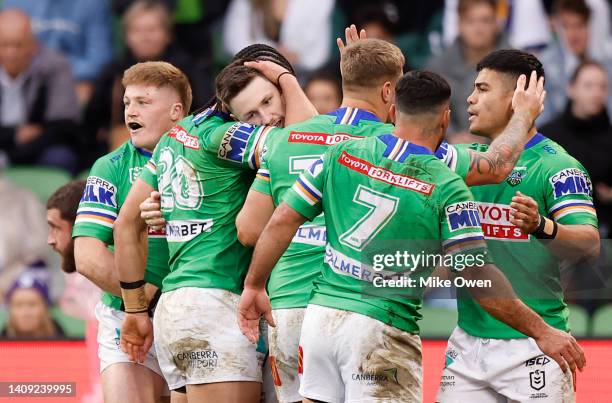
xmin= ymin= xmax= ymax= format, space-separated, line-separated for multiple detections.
xmin=506 ymin=167 xmax=527 ymax=186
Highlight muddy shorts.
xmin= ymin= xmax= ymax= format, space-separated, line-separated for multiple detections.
xmin=153 ymin=287 xmax=265 ymax=390
xmin=437 ymin=327 xmax=575 ymax=403
xmin=268 ymin=308 xmax=306 ymax=403
xmin=95 ymin=301 xmax=166 ymax=382
xmin=298 ymin=304 xmax=422 ymax=403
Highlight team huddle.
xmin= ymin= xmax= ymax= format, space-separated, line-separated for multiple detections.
xmin=70 ymin=26 xmax=599 ymax=403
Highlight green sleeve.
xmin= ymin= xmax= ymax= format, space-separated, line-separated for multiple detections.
xmin=435 ymin=141 xmax=471 ymax=180
xmin=251 ymin=152 xmax=272 ymax=196
xmin=210 ymin=121 xmax=277 ymax=170
xmin=72 ymin=157 xmax=118 ymax=244
xmin=542 ymin=156 xmax=598 ymax=228
xmin=282 ymin=153 xmax=327 ymax=221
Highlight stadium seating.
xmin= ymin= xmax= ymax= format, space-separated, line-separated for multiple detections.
xmin=419 ymin=305 xmax=458 ymax=338
xmin=5 ymin=166 xmax=71 ymax=203
xmin=567 ymin=304 xmax=590 ymax=337
xmin=591 ymin=304 xmax=612 ymax=337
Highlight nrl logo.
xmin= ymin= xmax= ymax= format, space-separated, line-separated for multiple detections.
xmin=506 ymin=167 xmax=527 ymax=187
xmin=529 ymin=370 xmax=546 ymax=391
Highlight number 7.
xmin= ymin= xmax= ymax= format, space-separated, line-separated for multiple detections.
xmin=339 ymin=185 xmax=399 ymax=251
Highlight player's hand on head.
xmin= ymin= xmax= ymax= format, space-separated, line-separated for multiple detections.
xmin=140 ymin=191 xmax=165 ymax=230
xmin=511 ymin=70 xmax=546 ymax=122
xmin=120 ymin=313 xmax=154 ymax=363
xmin=509 ymin=191 xmax=540 ymax=234
xmin=534 ymin=326 xmax=586 ymax=373
xmin=237 ymin=286 xmax=275 ymax=344
xmin=336 ymin=24 xmax=367 ymax=51
xmin=243 ymin=60 xmax=290 ymax=86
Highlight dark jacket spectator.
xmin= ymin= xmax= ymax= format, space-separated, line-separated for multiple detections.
xmin=3 ymin=0 xmax=113 ymax=105
xmin=83 ymin=0 xmax=212 ymax=163
xmin=541 ymin=61 xmax=612 ymax=235
xmin=426 ymin=0 xmax=511 ymax=135
xmin=0 ymin=10 xmax=79 ymax=173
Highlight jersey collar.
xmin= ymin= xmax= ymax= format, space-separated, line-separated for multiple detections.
xmin=327 ymin=107 xmax=380 ymax=125
xmin=524 ymin=133 xmax=547 ymax=150
xmin=379 ymin=134 xmax=432 ymax=162
xmin=130 ymin=141 xmax=153 ymax=157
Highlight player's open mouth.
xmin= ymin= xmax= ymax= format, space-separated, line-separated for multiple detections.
xmin=468 ymin=112 xmax=477 ymax=122
xmin=128 ymin=121 xmax=144 ymax=132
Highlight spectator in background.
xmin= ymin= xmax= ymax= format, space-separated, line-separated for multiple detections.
xmin=426 ymin=0 xmax=510 ymax=136
xmin=304 ymin=70 xmax=342 ymax=114
xmin=223 ymin=0 xmax=335 ymax=75
xmin=1 ymin=264 xmax=65 ymax=339
xmin=0 ymin=9 xmax=80 ymax=173
xmin=0 ymin=172 xmax=50 ymax=300
xmin=541 ymin=61 xmax=612 ymax=236
xmin=84 ymin=0 xmax=211 ymax=163
xmin=2 ymin=0 xmax=113 ymax=105
xmin=113 ymin=0 xmax=230 ymax=67
xmin=443 ymin=0 xmax=551 ymax=51
xmin=539 ymin=0 xmax=612 ymax=125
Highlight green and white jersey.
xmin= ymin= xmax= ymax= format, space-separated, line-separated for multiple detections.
xmin=139 ymin=109 xmax=271 ymax=294
xmin=251 ymin=107 xmax=393 ymax=309
xmin=283 ymin=134 xmax=489 ymax=333
xmin=439 ymin=134 xmax=598 ymax=338
xmin=73 ymin=141 xmax=170 ymax=310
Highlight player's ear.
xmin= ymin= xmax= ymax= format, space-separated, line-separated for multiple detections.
xmin=381 ymin=81 xmax=393 ymax=104
xmin=170 ymin=102 xmax=183 ymax=122
xmin=441 ymin=107 xmax=451 ymax=133
xmin=389 ymin=104 xmax=397 ymax=124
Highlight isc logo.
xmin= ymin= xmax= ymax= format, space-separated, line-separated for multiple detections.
xmin=525 ymin=356 xmax=550 ymax=367
xmin=446 ymin=202 xmax=480 ymax=231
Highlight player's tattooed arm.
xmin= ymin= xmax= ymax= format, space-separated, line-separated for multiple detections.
xmin=465 ymin=71 xmax=546 ymax=186
xmin=238 ymin=202 xmax=307 ymax=342
xmin=236 ymin=190 xmax=275 ymax=247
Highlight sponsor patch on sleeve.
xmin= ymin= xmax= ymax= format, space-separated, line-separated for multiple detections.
xmin=81 ymin=176 xmax=117 ymax=208
xmin=446 ymin=201 xmax=481 ymax=232
xmin=549 ymin=168 xmax=592 ymax=199
xmin=218 ymin=123 xmax=257 ymax=163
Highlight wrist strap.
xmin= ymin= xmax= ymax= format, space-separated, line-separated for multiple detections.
xmin=276 ymin=71 xmax=293 ymax=86
xmin=534 ymin=214 xmax=558 ymax=239
xmin=120 ymin=279 xmax=146 ymax=289
xmin=120 ymin=281 xmax=148 ymax=314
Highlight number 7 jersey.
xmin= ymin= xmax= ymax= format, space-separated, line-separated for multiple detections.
xmin=283 ymin=134 xmax=489 ymax=333
xmin=139 ymin=110 xmax=272 ymax=294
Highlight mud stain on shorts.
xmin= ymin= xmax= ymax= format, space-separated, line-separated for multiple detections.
xmin=359 ymin=327 xmax=422 ymax=402
xmin=169 ymin=337 xmax=216 ymax=376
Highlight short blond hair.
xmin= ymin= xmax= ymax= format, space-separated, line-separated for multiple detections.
xmin=340 ymin=39 xmax=405 ymax=90
xmin=122 ymin=61 xmax=193 ymax=112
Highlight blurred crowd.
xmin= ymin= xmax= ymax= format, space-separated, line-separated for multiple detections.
xmin=0 ymin=0 xmax=611 ymax=338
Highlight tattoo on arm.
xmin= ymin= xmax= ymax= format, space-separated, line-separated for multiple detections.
xmin=468 ymin=113 xmax=530 ymax=178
